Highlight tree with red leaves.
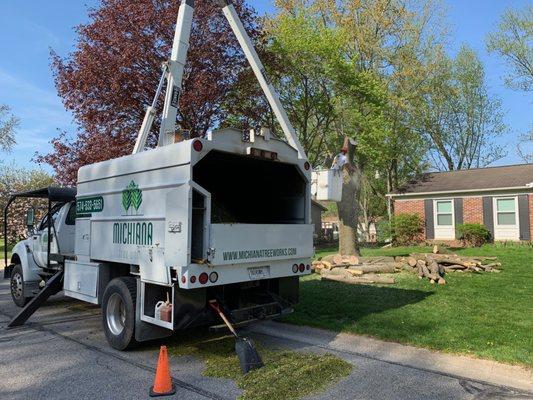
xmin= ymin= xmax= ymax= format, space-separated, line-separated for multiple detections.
xmin=38 ymin=0 xmax=261 ymax=184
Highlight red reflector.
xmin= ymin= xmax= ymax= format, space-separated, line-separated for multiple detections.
xmin=190 ymin=275 xmax=197 ymax=283
xmin=292 ymin=264 xmax=299 ymax=273
xmin=304 ymin=161 xmax=310 ymax=170
xmin=181 ymin=276 xmax=186 ymax=284
xmin=199 ymin=272 xmax=208 ymax=285
xmin=299 ymin=263 xmax=305 ymax=272
xmin=193 ymin=140 xmax=203 ymax=152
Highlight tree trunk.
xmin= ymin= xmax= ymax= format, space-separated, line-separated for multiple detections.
xmin=336 ymin=137 xmax=361 ymax=256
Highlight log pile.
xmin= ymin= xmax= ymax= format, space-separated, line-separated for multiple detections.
xmin=312 ymin=255 xmax=400 ymax=285
xmin=313 ymin=247 xmax=499 ymax=286
xmin=395 ymin=252 xmax=501 ymax=284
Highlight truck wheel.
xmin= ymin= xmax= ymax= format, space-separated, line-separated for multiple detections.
xmin=102 ymin=277 xmax=138 ymax=350
xmin=10 ymin=264 xmax=31 ymax=307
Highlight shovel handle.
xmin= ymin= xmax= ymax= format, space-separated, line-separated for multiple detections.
xmin=209 ymin=301 xmax=238 ymax=338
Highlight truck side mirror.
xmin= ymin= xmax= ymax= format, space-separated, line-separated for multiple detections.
xmin=26 ymin=207 xmax=35 ymax=228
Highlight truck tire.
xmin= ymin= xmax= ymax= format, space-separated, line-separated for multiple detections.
xmin=102 ymin=277 xmax=138 ymax=350
xmin=10 ymin=264 xmax=31 ymax=307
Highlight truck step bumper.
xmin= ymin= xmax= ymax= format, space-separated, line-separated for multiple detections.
xmin=209 ymin=302 xmax=293 ymax=333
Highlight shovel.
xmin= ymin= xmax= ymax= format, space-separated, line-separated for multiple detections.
xmin=209 ymin=300 xmax=264 ymax=374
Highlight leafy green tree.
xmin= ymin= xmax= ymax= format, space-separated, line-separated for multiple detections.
xmin=415 ymin=45 xmax=507 ymax=170
xmin=0 ymin=104 xmax=19 ymax=152
xmin=517 ymin=129 xmax=533 ymax=162
xmin=487 ymin=5 xmax=533 ymax=91
xmin=0 ymin=164 xmax=53 ymax=242
xmin=261 ymin=0 xmax=442 ymax=255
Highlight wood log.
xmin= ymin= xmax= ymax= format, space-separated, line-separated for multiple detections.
xmin=312 ymin=263 xmax=324 ymax=272
xmin=344 ymin=269 xmax=364 ymax=276
xmin=348 ymin=264 xmax=397 ymax=274
xmin=321 ymin=260 xmax=333 ymax=270
xmin=444 ymin=264 xmax=466 ymax=270
xmin=410 ymin=253 xmax=480 ymax=268
xmin=333 ymin=255 xmax=345 ymax=266
xmin=407 ymin=257 xmax=418 ymax=267
xmin=481 ymin=262 xmax=501 ymax=269
xmin=427 ymin=260 xmax=441 ymax=281
xmin=321 ymin=274 xmax=396 ymax=285
xmin=359 ymin=256 xmax=396 ymax=264
xmin=344 ymin=255 xmax=360 ymax=265
xmin=416 ymin=260 xmax=426 ymax=269
xmin=318 ymin=267 xmax=351 ymax=277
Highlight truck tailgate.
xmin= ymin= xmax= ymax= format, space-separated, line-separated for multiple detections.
xmin=210 ymin=224 xmax=313 ymax=266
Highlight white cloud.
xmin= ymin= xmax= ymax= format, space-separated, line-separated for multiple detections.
xmin=0 ymin=68 xmax=77 ymax=167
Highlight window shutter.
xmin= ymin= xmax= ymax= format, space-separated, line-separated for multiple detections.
xmin=424 ymin=199 xmax=434 ymax=239
xmin=454 ymin=198 xmax=463 ymax=225
xmin=518 ymin=195 xmax=530 ymax=241
xmin=482 ymin=196 xmax=494 ymax=240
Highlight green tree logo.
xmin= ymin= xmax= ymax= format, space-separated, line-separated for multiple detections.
xmin=122 ymin=181 xmax=142 ymax=214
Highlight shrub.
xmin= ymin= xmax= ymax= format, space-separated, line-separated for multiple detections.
xmin=456 ymin=223 xmax=491 ymax=247
xmin=390 ymin=213 xmax=424 ymax=245
xmin=376 ymin=219 xmax=392 ymax=243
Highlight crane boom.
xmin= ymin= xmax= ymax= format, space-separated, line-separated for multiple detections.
xmin=158 ymin=0 xmax=194 ymax=147
xmin=133 ymin=0 xmax=307 ymax=160
xmin=216 ymin=0 xmax=306 ymax=159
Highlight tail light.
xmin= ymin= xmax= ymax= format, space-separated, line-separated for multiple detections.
xmin=190 ymin=275 xmax=197 ymax=284
xmin=292 ymin=264 xmax=299 ymax=273
xmin=181 ymin=276 xmax=186 ymax=284
xmin=304 ymin=161 xmax=310 ymax=170
xmin=299 ymin=263 xmax=305 ymax=272
xmin=193 ymin=140 xmax=203 ymax=152
xmin=306 ymin=264 xmax=310 ymax=271
xmin=199 ymin=272 xmax=209 ymax=285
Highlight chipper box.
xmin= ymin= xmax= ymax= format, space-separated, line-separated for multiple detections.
xmin=4 ymin=0 xmax=314 ymax=350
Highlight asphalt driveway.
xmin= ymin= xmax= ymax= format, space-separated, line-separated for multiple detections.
xmin=0 ymin=276 xmax=531 ymax=400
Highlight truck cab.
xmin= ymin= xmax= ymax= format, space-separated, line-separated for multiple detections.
xmin=4 ymin=188 xmax=77 ymax=307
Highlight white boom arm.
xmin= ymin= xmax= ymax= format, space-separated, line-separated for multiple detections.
xmin=158 ymin=0 xmax=194 ymax=147
xmin=216 ymin=0 xmax=306 ymax=159
xmin=133 ymin=0 xmax=307 ymax=160
xmin=132 ymin=65 xmax=167 ymax=154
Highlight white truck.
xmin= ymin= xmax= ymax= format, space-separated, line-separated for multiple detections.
xmin=4 ymin=0 xmax=313 ymax=350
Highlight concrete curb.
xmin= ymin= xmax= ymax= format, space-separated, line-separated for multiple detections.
xmin=249 ymin=321 xmax=533 ymax=393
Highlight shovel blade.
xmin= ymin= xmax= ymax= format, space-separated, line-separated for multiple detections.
xmin=235 ymin=337 xmax=263 ymax=374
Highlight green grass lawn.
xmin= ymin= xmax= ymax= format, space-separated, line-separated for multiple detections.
xmin=283 ymin=244 xmax=533 ymax=366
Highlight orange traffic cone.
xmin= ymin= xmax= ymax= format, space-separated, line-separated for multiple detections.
xmin=150 ymin=346 xmax=176 ymax=397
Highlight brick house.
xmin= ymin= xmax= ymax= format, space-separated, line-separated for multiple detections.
xmin=387 ymin=164 xmax=533 ymax=242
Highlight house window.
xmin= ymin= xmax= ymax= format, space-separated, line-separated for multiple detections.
xmin=495 ymin=197 xmax=517 ymax=225
xmin=435 ymin=200 xmax=453 ymax=226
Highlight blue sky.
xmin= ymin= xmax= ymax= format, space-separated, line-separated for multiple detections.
xmin=0 ymin=0 xmax=531 ymax=172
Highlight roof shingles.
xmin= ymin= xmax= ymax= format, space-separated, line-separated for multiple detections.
xmin=392 ymin=164 xmax=533 ymax=195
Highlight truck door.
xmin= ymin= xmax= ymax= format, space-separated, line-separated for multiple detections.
xmin=32 ymin=204 xmax=62 ymax=267
xmin=56 ymin=202 xmax=76 ymax=255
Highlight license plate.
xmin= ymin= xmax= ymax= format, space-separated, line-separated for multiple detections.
xmin=248 ymin=266 xmax=270 ymax=280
